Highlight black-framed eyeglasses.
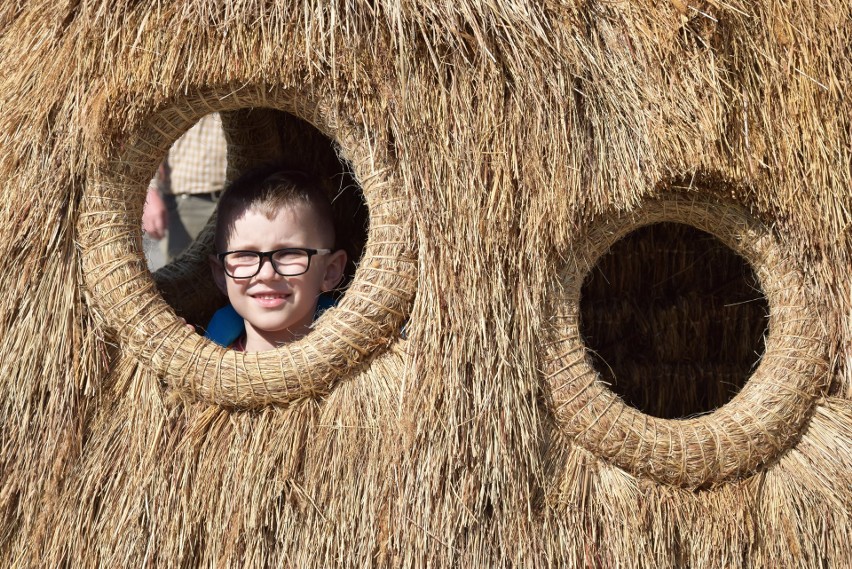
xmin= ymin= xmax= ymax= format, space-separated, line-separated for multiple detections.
xmin=217 ymin=247 xmax=332 ymax=279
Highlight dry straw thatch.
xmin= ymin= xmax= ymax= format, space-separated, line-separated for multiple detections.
xmin=0 ymin=1 xmax=850 ymax=567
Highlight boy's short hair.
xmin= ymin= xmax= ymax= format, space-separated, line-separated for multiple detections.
xmin=214 ymin=165 xmax=336 ymax=252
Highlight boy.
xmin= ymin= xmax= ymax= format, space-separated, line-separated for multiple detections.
xmin=205 ymin=167 xmax=347 ymax=352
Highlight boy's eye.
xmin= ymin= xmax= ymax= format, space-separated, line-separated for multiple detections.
xmin=272 ymin=249 xmax=311 ymax=272
xmin=229 ymin=252 xmax=259 ymax=263
xmin=272 ymin=249 xmax=304 ymax=262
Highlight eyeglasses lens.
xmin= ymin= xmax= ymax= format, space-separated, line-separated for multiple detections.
xmin=271 ymin=249 xmax=311 ymax=275
xmin=223 ymin=250 xmax=311 ymax=278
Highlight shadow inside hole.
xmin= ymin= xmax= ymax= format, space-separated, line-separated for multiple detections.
xmin=148 ymin=109 xmax=369 ymax=328
xmin=579 ymin=222 xmax=769 ymax=419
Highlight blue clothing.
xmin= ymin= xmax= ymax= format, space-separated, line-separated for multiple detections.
xmin=204 ymin=295 xmax=337 ymax=348
xmin=204 ymin=303 xmax=245 ymax=347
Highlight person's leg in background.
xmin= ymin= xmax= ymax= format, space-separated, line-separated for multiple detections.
xmin=160 ymin=193 xmax=218 ymax=262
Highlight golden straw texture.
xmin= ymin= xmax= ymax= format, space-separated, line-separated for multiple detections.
xmin=0 ymin=1 xmax=849 ymax=567
xmin=544 ymin=194 xmax=829 ymax=488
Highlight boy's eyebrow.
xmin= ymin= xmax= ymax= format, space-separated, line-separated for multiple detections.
xmin=224 ymin=240 xmax=306 ymax=250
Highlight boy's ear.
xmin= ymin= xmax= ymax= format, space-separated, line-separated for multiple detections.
xmin=321 ymin=250 xmax=348 ymax=292
xmin=209 ymin=254 xmax=229 ymax=296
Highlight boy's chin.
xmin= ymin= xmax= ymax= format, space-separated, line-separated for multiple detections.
xmin=251 ymin=319 xmax=314 ymax=342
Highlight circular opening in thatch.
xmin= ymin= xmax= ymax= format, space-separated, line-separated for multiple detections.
xmin=78 ymin=89 xmax=416 ymax=408
xmin=542 ymin=195 xmax=828 ymax=488
xmin=579 ymin=222 xmax=769 ymax=419
xmin=147 ymin=109 xmax=370 ymax=329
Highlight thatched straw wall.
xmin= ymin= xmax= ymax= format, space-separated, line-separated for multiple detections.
xmin=0 ymin=1 xmax=849 ymax=566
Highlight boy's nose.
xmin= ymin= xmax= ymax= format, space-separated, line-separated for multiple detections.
xmin=255 ymin=257 xmax=281 ymax=279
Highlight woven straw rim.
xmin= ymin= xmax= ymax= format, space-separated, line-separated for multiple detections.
xmin=78 ymin=86 xmax=416 ymax=408
xmin=543 ymin=194 xmax=829 ymax=488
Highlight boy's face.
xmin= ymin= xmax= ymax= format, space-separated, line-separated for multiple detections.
xmin=210 ymin=203 xmax=346 ymax=352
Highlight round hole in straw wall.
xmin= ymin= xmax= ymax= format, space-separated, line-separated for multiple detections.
xmin=579 ymin=222 xmax=770 ymax=419
xmin=149 ymin=110 xmax=371 ymax=330
xmin=78 ymin=88 xmax=416 ymax=408
xmin=543 ymin=194 xmax=829 ymax=488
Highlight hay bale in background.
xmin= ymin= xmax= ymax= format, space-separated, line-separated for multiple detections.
xmin=0 ymin=1 xmax=849 ymax=567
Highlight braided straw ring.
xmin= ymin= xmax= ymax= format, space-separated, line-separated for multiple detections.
xmin=78 ymin=87 xmax=416 ymax=408
xmin=544 ymin=194 xmax=829 ymax=488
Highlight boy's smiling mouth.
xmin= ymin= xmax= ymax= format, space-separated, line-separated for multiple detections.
xmin=251 ymin=292 xmax=291 ymax=307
